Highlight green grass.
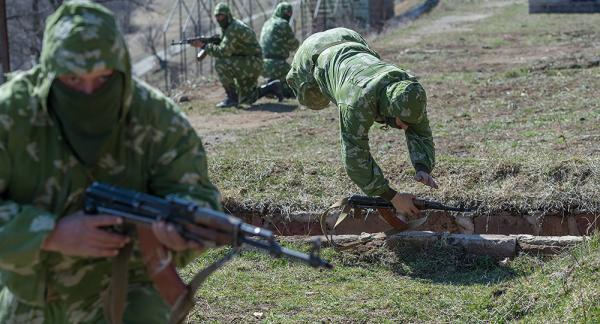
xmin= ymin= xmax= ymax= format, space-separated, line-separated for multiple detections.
xmin=177 ymin=0 xmax=600 ymax=217
xmin=181 ymin=236 xmax=600 ymax=322
xmin=166 ymin=0 xmax=600 ymax=321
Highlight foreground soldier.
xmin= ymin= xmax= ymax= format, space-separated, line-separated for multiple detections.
xmin=259 ymin=2 xmax=300 ymax=98
xmin=287 ymin=28 xmax=438 ymax=217
xmin=0 ymin=2 xmax=222 ymax=322
xmin=191 ymin=2 xmax=282 ymax=107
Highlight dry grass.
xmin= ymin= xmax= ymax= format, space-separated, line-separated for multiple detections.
xmin=174 ymin=0 xmax=600 ymax=219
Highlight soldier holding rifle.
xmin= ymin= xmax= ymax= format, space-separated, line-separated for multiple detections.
xmin=189 ymin=3 xmax=283 ymax=108
xmin=0 ymin=2 xmax=225 ymax=322
xmin=287 ymin=28 xmax=439 ymax=218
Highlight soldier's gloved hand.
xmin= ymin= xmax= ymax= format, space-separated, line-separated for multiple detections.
xmin=414 ymin=171 xmax=439 ymax=189
xmin=42 ymin=211 xmax=130 ymax=257
xmin=391 ymin=193 xmax=420 ymax=218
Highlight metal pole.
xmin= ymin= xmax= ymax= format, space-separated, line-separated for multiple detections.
xmin=0 ymin=0 xmax=10 ymax=79
xmin=197 ymin=0 xmax=202 ymax=76
xmin=163 ymin=32 xmax=169 ymax=94
xmin=300 ymin=0 xmax=305 ymax=39
xmin=178 ymin=0 xmax=184 ymax=84
xmin=209 ymin=0 xmax=214 ymax=75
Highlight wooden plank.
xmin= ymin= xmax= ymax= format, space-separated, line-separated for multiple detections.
xmin=529 ymin=0 xmax=600 ymax=13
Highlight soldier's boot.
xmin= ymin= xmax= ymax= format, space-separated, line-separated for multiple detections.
xmin=258 ymin=80 xmax=283 ymax=102
xmin=216 ymin=87 xmax=238 ymax=108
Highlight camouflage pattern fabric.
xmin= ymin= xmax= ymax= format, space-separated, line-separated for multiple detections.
xmin=259 ymin=2 xmax=299 ymax=96
xmin=0 ymin=1 xmax=221 ymax=322
xmin=205 ymin=3 xmax=263 ymax=105
xmin=287 ymin=28 xmax=435 ymax=198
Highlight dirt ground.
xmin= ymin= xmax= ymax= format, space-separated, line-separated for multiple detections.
xmin=184 ymin=0 xmax=518 ymax=144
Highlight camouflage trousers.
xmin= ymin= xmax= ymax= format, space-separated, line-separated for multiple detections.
xmin=0 ymin=284 xmax=169 ymax=323
xmin=262 ymin=58 xmax=294 ymax=97
xmin=215 ymin=56 xmax=262 ymax=105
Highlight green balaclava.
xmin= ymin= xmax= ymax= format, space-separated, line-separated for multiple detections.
xmin=384 ymin=80 xmax=427 ymax=128
xmin=274 ymin=2 xmax=293 ymax=21
xmin=49 ymin=73 xmax=124 ymax=165
xmin=214 ymin=2 xmax=232 ymax=29
xmin=38 ymin=1 xmax=133 ymax=165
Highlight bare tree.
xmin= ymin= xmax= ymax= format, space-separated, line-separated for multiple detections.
xmin=139 ymin=25 xmax=167 ymax=71
xmin=6 ymin=0 xmax=154 ymax=71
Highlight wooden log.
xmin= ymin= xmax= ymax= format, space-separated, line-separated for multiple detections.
xmin=529 ymin=0 xmax=600 ymax=13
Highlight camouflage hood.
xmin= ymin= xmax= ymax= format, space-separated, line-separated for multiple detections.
xmin=214 ymin=2 xmax=233 ymax=28
xmin=36 ymin=0 xmax=133 ymax=117
xmin=274 ymin=2 xmax=293 ymax=21
xmin=380 ymin=80 xmax=427 ymax=125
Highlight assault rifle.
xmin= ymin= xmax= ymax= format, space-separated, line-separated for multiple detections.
xmin=321 ymin=195 xmax=474 ymax=240
xmin=171 ymin=35 xmax=221 ymax=62
xmin=347 ymin=195 xmax=473 ymax=212
xmin=170 ymin=35 xmax=221 ymax=46
xmin=84 ymin=182 xmax=331 ymax=324
xmin=346 ymin=194 xmax=474 ymax=231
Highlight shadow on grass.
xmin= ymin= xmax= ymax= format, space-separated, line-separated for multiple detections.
xmin=247 ymin=102 xmax=298 ymax=113
xmin=336 ymin=243 xmax=525 ymax=286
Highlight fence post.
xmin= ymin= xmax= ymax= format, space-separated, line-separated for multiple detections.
xmin=0 ymin=0 xmax=10 ymax=82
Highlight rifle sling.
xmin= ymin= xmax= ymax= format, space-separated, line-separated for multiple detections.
xmin=106 ymin=225 xmax=238 ymax=324
xmin=319 ymin=197 xmax=429 ymax=249
xmin=103 ymin=239 xmax=133 ymax=324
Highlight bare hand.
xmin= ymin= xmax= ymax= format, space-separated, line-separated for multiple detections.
xmin=391 ymin=193 xmax=420 ymax=218
xmin=190 ymin=40 xmax=205 ymax=48
xmin=152 ymin=221 xmax=234 ymax=252
xmin=42 ymin=211 xmax=129 ymax=257
xmin=414 ymin=171 xmax=439 ymax=189
xmin=151 ymin=221 xmax=201 ymax=252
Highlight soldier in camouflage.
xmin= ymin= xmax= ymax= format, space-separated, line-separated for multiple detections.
xmin=287 ymin=28 xmax=438 ymax=217
xmin=191 ymin=2 xmax=282 ymax=107
xmin=259 ymin=2 xmax=299 ymax=98
xmin=0 ymin=2 xmax=223 ymax=322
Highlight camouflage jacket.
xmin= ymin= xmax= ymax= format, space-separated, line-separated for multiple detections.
xmin=0 ymin=2 xmax=221 ymax=306
xmin=287 ymin=28 xmax=435 ymax=198
xmin=259 ymin=6 xmax=299 ymax=59
xmin=205 ymin=18 xmax=262 ymax=58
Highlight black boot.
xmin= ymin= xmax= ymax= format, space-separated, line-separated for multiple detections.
xmin=216 ymin=87 xmax=238 ymax=108
xmin=258 ymin=80 xmax=283 ymax=102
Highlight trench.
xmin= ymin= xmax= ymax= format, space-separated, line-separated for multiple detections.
xmin=233 ymin=208 xmax=599 ymax=237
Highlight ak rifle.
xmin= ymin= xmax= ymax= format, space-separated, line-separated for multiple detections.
xmin=347 ymin=195 xmax=473 ymax=212
xmin=84 ymin=182 xmax=331 ymax=324
xmin=171 ymin=35 xmax=221 ymax=62
xmin=170 ymin=35 xmax=221 ymax=46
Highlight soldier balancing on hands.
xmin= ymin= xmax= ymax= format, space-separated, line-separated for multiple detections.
xmin=287 ymin=28 xmax=439 ymax=218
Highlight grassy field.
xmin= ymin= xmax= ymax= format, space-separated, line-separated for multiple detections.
xmin=182 ymin=235 xmax=599 ymax=322
xmin=170 ymin=0 xmax=600 ymax=323
xmin=180 ymin=0 xmax=600 ymax=218
xmin=173 ymin=0 xmax=600 ymax=321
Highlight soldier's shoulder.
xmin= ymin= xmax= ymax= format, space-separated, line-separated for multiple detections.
xmin=128 ymin=78 xmax=190 ymax=127
xmin=0 ymin=68 xmax=41 ymax=117
xmin=271 ymin=17 xmax=289 ymax=27
xmin=231 ymin=19 xmax=256 ymax=34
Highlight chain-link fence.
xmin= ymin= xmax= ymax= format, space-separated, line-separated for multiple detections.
xmin=142 ymin=0 xmax=396 ymax=93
